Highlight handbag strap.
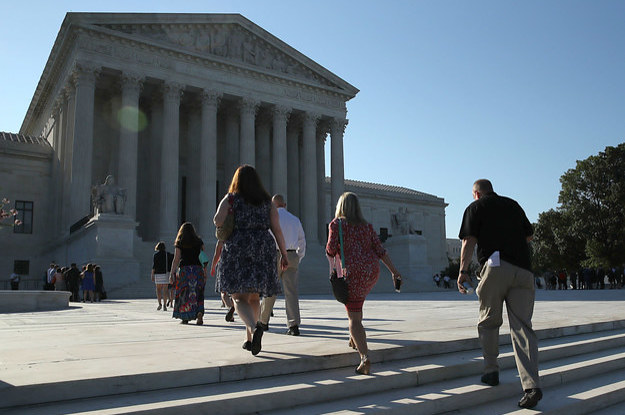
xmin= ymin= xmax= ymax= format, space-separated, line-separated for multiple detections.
xmin=338 ymin=218 xmax=346 ymax=271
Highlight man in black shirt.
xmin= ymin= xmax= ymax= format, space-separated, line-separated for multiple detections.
xmin=457 ymin=179 xmax=541 ymax=409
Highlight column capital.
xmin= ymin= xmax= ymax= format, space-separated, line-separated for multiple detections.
xmin=72 ymin=62 xmax=100 ymax=87
xmin=316 ymin=120 xmax=330 ymax=143
xmin=331 ymin=118 xmax=349 ymax=135
xmin=163 ymin=81 xmax=184 ymax=102
xmin=303 ymin=111 xmax=321 ymax=126
xmin=52 ymin=95 xmax=65 ymax=116
xmin=121 ymin=72 xmax=145 ymax=95
xmin=239 ymin=96 xmax=260 ymax=116
xmin=272 ymin=104 xmax=292 ymax=122
xmin=200 ymin=89 xmax=222 ymax=108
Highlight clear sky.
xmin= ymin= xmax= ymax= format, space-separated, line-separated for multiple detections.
xmin=1 ymin=1 xmax=623 ymax=238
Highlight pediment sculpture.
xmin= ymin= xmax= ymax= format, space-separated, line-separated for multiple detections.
xmin=97 ymin=23 xmax=337 ymax=87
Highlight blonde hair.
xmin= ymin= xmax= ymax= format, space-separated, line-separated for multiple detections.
xmin=334 ymin=192 xmax=367 ymax=224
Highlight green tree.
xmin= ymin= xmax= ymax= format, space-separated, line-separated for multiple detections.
xmin=531 ymin=209 xmax=585 ymax=272
xmin=557 ymin=143 xmax=625 ymax=268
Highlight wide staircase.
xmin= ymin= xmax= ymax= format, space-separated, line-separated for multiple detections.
xmin=3 ymin=320 xmax=625 ymax=414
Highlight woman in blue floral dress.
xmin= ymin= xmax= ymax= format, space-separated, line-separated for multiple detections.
xmin=214 ymin=165 xmax=289 ymax=356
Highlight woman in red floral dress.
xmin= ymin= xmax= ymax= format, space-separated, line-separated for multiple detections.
xmin=326 ymin=192 xmax=402 ymax=375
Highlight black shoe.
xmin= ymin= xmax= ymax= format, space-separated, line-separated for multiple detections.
xmin=258 ymin=322 xmax=269 ymax=332
xmin=181 ymin=320 xmax=188 ymax=325
xmin=286 ymin=325 xmax=300 ymax=336
xmin=518 ymin=388 xmax=543 ymax=409
xmin=225 ymin=306 xmax=235 ymax=322
xmin=251 ymin=323 xmax=264 ymax=356
xmin=242 ymin=341 xmax=252 ymax=351
xmin=481 ymin=372 xmax=499 ymax=386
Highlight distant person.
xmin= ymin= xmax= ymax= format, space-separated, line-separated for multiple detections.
xmin=443 ymin=274 xmax=451 ymax=289
xmin=457 ymin=179 xmax=541 ymax=409
xmin=260 ymin=194 xmax=306 ymax=336
xmin=10 ymin=272 xmax=20 ymax=290
xmin=45 ymin=263 xmax=56 ymax=290
xmin=81 ymin=264 xmax=96 ymax=303
xmin=326 ymin=192 xmax=402 ymax=375
xmin=152 ymin=241 xmax=172 ymax=311
xmin=210 ymin=241 xmax=235 ymax=322
xmin=95 ymin=265 xmax=105 ymax=301
xmin=66 ymin=263 xmax=81 ymax=302
xmin=53 ymin=266 xmax=65 ymax=291
xmin=214 ymin=165 xmax=289 ymax=356
xmin=170 ymin=222 xmax=207 ymax=325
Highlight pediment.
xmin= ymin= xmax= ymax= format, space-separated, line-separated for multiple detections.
xmin=86 ymin=16 xmax=356 ymax=94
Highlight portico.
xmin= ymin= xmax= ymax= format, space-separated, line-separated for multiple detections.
xmin=25 ymin=13 xmax=357 ymax=249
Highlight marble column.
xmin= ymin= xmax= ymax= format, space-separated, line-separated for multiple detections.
xmin=272 ymin=105 xmax=290 ymax=198
xmin=51 ymin=99 xmax=63 ymax=236
xmin=286 ymin=119 xmax=300 ymax=216
xmin=160 ymin=81 xmax=183 ymax=242
xmin=302 ymin=112 xmax=320 ymax=242
xmin=239 ymin=97 xmax=259 ymax=166
xmin=199 ymin=89 xmax=221 ymax=242
xmin=69 ymin=62 xmax=99 ymax=228
xmin=255 ymin=110 xmax=272 ymax=190
xmin=117 ymin=72 xmax=144 ymax=219
xmin=224 ymin=109 xmax=239 ymax=185
xmin=330 ymin=118 xmax=347 ymax=213
xmin=316 ymin=124 xmax=328 ymax=242
xmin=61 ymin=85 xmax=75 ymax=234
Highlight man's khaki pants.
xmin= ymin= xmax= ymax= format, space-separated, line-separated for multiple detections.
xmin=476 ymin=259 xmax=540 ymax=390
xmin=260 ymin=251 xmax=301 ymax=328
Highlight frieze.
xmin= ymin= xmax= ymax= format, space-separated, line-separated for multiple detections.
xmin=97 ymin=22 xmax=339 ymax=89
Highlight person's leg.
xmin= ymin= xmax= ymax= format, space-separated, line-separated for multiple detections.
xmin=283 ymin=253 xmax=301 ymax=329
xmin=476 ymin=265 xmax=509 ymax=378
xmin=156 ymin=284 xmax=162 ymax=309
xmin=505 ymin=265 xmax=540 ymax=391
xmin=259 ymin=295 xmax=276 ymax=326
xmin=232 ymin=293 xmax=257 ymax=341
xmin=347 ymin=310 xmax=367 ymax=357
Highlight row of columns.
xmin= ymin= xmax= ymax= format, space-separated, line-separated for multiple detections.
xmin=55 ymin=62 xmax=348 ymax=245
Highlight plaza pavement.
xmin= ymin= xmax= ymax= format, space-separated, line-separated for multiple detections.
xmin=2 ymin=288 xmax=625 ymax=398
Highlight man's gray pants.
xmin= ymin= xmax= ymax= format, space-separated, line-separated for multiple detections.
xmin=260 ymin=251 xmax=301 ymax=328
xmin=476 ymin=259 xmax=540 ymax=390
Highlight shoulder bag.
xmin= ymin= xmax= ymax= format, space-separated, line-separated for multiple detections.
xmin=330 ymin=218 xmax=349 ymax=304
xmin=215 ymin=194 xmax=235 ymax=241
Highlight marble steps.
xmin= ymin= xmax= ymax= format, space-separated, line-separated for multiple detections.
xmin=3 ymin=326 xmax=625 ymax=415
xmin=439 ymin=367 xmax=625 ymax=415
xmin=264 ymin=348 xmax=625 ymax=415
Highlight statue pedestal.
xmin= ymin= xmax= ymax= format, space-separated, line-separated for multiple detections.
xmin=381 ymin=235 xmax=433 ymax=292
xmin=65 ymin=214 xmax=140 ymax=293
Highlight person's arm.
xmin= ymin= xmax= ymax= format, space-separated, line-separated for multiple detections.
xmin=214 ymin=195 xmax=230 ymax=227
xmin=296 ymin=221 xmax=306 ymax=260
xmin=270 ymin=205 xmax=289 ymax=270
xmin=381 ymin=253 xmax=402 ymax=287
xmin=457 ymin=236 xmax=477 ymax=293
xmin=169 ymin=247 xmax=181 ymax=284
xmin=211 ymin=241 xmax=223 ymax=276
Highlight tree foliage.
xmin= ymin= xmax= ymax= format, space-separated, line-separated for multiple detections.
xmin=533 ymin=143 xmax=625 ymax=270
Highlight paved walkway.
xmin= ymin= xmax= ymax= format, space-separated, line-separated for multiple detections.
xmin=1 ymin=289 xmax=624 ymax=390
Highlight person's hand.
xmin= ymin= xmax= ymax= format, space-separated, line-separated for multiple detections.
xmin=280 ymin=254 xmax=289 ymax=271
xmin=457 ymin=273 xmax=470 ymax=293
xmin=169 ymin=273 xmax=175 ymax=284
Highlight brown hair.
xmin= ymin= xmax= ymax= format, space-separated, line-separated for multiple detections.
xmin=174 ymin=222 xmax=202 ymax=249
xmin=155 ymin=241 xmax=166 ymax=251
xmin=228 ymin=165 xmax=271 ymax=206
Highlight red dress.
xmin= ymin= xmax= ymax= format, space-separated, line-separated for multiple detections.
xmin=326 ymin=218 xmax=386 ymax=308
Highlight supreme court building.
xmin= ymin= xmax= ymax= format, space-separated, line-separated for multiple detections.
xmin=1 ymin=13 xmax=448 ymax=295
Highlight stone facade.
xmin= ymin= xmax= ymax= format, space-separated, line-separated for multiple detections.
xmin=1 ymin=13 xmax=448 ymax=294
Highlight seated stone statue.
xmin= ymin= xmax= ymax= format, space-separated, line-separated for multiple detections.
xmin=92 ymin=175 xmax=127 ymax=215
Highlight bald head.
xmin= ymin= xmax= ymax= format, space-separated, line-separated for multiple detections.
xmin=272 ymin=194 xmax=286 ymax=208
xmin=472 ymin=179 xmax=494 ymax=200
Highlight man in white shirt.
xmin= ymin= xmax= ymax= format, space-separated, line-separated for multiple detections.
xmin=260 ymin=194 xmax=306 ymax=335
